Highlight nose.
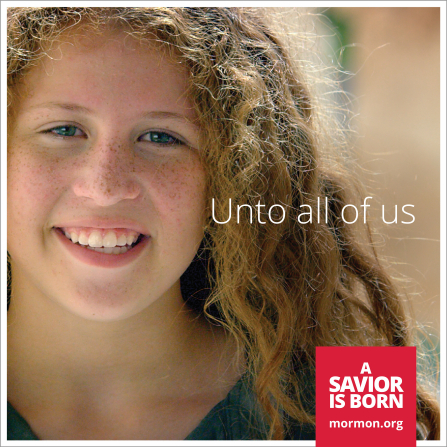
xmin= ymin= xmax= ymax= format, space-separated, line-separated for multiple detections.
xmin=72 ymin=139 xmax=141 ymax=206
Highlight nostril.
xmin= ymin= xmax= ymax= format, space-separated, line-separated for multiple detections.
xmin=72 ymin=173 xmax=141 ymax=206
xmin=71 ymin=141 xmax=141 ymax=205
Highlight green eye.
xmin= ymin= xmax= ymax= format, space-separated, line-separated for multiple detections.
xmin=139 ymin=131 xmax=182 ymax=145
xmin=49 ymin=125 xmax=84 ymax=137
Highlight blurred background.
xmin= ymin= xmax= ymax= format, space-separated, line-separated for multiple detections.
xmin=320 ymin=7 xmax=440 ymax=341
xmin=279 ymin=7 xmax=440 ymax=356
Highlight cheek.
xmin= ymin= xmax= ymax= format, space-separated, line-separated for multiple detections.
xmin=145 ymin=154 xmax=207 ymax=224
xmin=7 ymin=145 xmax=67 ymax=222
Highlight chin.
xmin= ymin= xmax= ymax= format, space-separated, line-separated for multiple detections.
xmin=55 ymin=286 xmax=152 ymax=322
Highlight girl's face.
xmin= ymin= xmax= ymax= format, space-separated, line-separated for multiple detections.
xmin=7 ymin=31 xmax=206 ymax=321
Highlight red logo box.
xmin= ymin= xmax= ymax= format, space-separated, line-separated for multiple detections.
xmin=316 ymin=346 xmax=416 ymax=447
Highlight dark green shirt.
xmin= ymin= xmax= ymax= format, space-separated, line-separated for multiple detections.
xmin=8 ymin=375 xmax=315 ymax=440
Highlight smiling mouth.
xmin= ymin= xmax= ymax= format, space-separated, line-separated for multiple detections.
xmin=55 ymin=227 xmax=146 ymax=254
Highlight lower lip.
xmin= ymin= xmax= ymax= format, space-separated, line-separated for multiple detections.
xmin=55 ymin=229 xmax=150 ymax=268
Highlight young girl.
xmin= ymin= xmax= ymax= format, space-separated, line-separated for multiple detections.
xmin=7 ymin=7 xmax=440 ymax=440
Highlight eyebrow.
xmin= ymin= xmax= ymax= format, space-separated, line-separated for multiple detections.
xmin=29 ymin=102 xmax=198 ymax=126
xmin=142 ymin=111 xmax=198 ymax=127
xmin=30 ymin=102 xmax=93 ymax=114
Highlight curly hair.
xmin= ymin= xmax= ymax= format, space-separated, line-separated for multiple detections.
xmin=7 ymin=7 xmax=440 ymax=440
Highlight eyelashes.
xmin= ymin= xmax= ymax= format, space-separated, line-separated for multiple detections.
xmin=44 ymin=125 xmax=86 ymax=138
xmin=42 ymin=126 xmax=184 ymax=147
xmin=137 ymin=131 xmax=184 ymax=146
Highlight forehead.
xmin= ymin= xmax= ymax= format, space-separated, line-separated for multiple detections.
xmin=15 ymin=29 xmax=195 ymax=120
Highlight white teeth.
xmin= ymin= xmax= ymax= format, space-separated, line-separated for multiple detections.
xmin=88 ymin=231 xmax=103 ymax=248
xmin=78 ymin=231 xmax=89 ymax=245
xmin=103 ymin=231 xmax=117 ymax=247
xmin=64 ymin=228 xmax=140 ymax=252
xmin=116 ymin=234 xmax=127 ymax=246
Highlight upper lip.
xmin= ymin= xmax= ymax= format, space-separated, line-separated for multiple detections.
xmin=52 ymin=218 xmax=150 ymax=236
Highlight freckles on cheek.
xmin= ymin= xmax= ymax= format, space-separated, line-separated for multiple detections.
xmin=9 ymin=152 xmax=67 ymax=202
xmin=151 ymin=156 xmax=206 ymax=214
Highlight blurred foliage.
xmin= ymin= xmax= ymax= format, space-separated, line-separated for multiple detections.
xmin=415 ymin=328 xmax=440 ymax=396
xmin=321 ymin=8 xmax=354 ymax=74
